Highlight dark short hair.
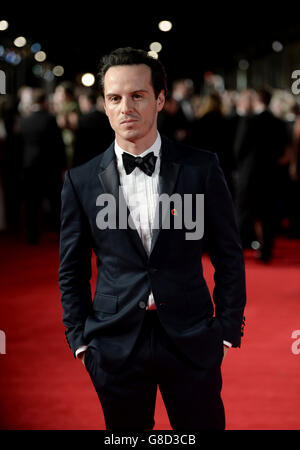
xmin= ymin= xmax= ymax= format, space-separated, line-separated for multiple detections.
xmin=98 ymin=47 xmax=167 ymax=99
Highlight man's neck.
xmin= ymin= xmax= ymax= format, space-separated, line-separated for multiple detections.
xmin=116 ymin=130 xmax=159 ymax=156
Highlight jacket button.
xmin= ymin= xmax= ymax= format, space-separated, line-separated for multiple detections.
xmin=138 ymin=301 xmax=147 ymax=309
xmin=159 ymin=302 xmax=167 ymax=310
xmin=148 ymin=267 xmax=158 ymax=275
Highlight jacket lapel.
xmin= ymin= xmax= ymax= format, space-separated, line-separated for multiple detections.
xmin=97 ymin=138 xmax=182 ymax=259
xmin=97 ymin=143 xmax=149 ymax=260
xmin=150 ymin=139 xmax=181 ymax=254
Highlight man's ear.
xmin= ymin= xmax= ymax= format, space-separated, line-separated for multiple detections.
xmin=157 ymin=90 xmax=165 ymax=112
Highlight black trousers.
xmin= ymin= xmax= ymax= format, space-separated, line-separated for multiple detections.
xmin=84 ymin=311 xmax=225 ymax=431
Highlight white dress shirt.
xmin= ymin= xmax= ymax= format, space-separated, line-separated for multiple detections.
xmin=75 ymin=132 xmax=231 ymax=357
xmin=114 ymin=132 xmax=161 ymax=311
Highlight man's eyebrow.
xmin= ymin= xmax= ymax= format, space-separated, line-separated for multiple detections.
xmin=105 ymin=89 xmax=149 ymax=97
xmin=105 ymin=93 xmax=119 ymax=98
xmin=132 ymin=89 xmax=149 ymax=94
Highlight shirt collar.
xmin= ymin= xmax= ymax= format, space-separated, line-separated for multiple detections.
xmin=114 ymin=132 xmax=161 ymax=163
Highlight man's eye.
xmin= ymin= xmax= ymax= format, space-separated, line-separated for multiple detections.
xmin=133 ymin=94 xmax=142 ymax=99
xmin=111 ymin=97 xmax=119 ymax=102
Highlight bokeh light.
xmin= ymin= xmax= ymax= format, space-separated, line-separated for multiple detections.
xmin=272 ymin=41 xmax=283 ymax=52
xmin=81 ymin=73 xmax=95 ymax=87
xmin=44 ymin=70 xmax=54 ymax=82
xmin=0 ymin=20 xmax=9 ymax=31
xmin=5 ymin=51 xmax=21 ymax=65
xmin=31 ymin=43 xmax=42 ymax=53
xmin=150 ymin=42 xmax=162 ymax=53
xmin=52 ymin=65 xmax=64 ymax=77
xmin=148 ymin=50 xmax=158 ymax=59
xmin=32 ymin=64 xmax=43 ymax=76
xmin=158 ymin=20 xmax=172 ymax=32
xmin=238 ymin=59 xmax=249 ymax=71
xmin=14 ymin=36 xmax=27 ymax=48
xmin=34 ymin=51 xmax=47 ymax=62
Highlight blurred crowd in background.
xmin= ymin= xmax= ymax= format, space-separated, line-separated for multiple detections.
xmin=0 ymin=78 xmax=299 ymax=262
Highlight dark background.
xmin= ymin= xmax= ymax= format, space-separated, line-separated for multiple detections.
xmin=2 ymin=3 xmax=300 ymax=91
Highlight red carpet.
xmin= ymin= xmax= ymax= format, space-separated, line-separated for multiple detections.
xmin=0 ymin=233 xmax=300 ymax=430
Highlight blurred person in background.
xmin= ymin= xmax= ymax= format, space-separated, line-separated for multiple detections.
xmin=289 ymin=103 xmax=300 ymax=237
xmin=233 ymin=89 xmax=253 ymax=117
xmin=202 ymin=72 xmax=225 ymax=96
xmin=73 ymin=88 xmax=114 ymax=167
xmin=96 ymin=94 xmax=106 ymax=113
xmin=230 ymin=89 xmax=254 ymax=204
xmin=221 ymin=90 xmax=238 ymax=117
xmin=18 ymin=88 xmax=66 ymax=244
xmin=0 ymin=94 xmax=22 ymax=233
xmin=52 ymin=81 xmax=79 ymax=168
xmin=172 ymin=78 xmax=195 ymax=122
xmin=233 ymin=87 xmax=289 ymax=262
xmin=17 ymin=86 xmax=34 ymax=118
xmin=269 ymin=90 xmax=297 ymax=237
xmin=270 ymin=89 xmax=297 ymax=124
xmin=0 ymin=100 xmax=7 ymax=231
xmin=189 ymin=92 xmax=235 ymax=195
xmin=157 ymin=93 xmax=190 ymax=142
xmin=231 ymin=89 xmax=254 ymax=245
xmin=170 ymin=78 xmax=195 ymax=143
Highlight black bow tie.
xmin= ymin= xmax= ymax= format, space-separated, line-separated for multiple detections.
xmin=122 ymin=151 xmax=157 ymax=176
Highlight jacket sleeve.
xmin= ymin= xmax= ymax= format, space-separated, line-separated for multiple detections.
xmin=58 ymin=170 xmax=93 ymax=357
xmin=205 ymin=153 xmax=246 ymax=347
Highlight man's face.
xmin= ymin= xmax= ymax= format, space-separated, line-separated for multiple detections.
xmin=103 ymin=64 xmax=165 ymax=146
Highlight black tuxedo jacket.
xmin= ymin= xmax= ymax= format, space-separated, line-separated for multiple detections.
xmin=59 ymin=136 xmax=246 ymax=371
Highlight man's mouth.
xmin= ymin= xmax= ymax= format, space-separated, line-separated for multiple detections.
xmin=120 ymin=118 xmax=138 ymax=124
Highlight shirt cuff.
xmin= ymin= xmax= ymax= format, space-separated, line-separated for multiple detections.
xmin=223 ymin=340 xmax=232 ymax=348
xmin=75 ymin=345 xmax=88 ymax=358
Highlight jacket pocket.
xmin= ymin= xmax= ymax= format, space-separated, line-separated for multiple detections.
xmin=93 ymin=293 xmax=118 ymax=314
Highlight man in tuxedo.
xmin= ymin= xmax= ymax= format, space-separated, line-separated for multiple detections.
xmin=59 ymin=47 xmax=246 ymax=430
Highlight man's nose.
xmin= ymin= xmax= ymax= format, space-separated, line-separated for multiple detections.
xmin=121 ymin=97 xmax=134 ymax=114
